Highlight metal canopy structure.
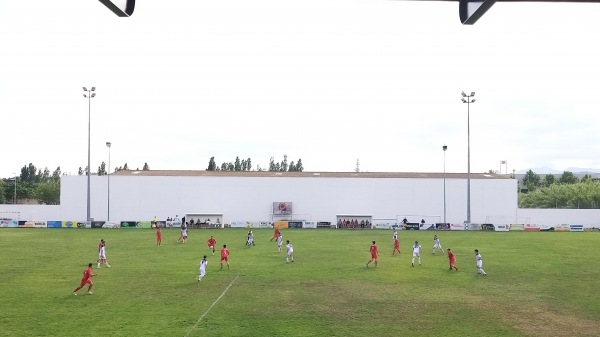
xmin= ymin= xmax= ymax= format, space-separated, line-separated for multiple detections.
xmin=98 ymin=0 xmax=136 ymax=17
xmin=96 ymin=0 xmax=599 ymax=23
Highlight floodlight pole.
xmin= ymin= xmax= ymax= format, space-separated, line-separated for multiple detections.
xmin=106 ymin=141 xmax=111 ymax=221
xmin=461 ymin=91 xmax=475 ymax=224
xmin=443 ymin=145 xmax=448 ymax=225
xmin=83 ymin=87 xmax=96 ymax=222
xmin=12 ymin=173 xmax=17 ymax=204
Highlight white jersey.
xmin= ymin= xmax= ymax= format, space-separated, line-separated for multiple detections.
xmin=199 ymin=259 xmax=207 ymax=272
xmin=476 ymin=253 xmax=483 ymax=267
xmin=412 ymin=244 xmax=421 ymax=256
xmin=98 ymin=246 xmax=106 ymax=259
xmin=277 ymin=235 xmax=283 ymax=246
xmin=392 ymin=231 xmax=398 ymax=241
xmin=433 ymin=237 xmax=441 ymax=248
xmin=286 ymin=243 xmax=294 ymax=255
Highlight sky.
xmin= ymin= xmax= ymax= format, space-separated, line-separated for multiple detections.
xmin=1 ymin=0 xmax=600 ymax=178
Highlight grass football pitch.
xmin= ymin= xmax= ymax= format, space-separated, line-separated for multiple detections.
xmin=0 ymin=228 xmax=599 ymax=337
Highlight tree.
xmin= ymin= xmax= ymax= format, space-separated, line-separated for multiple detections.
xmin=522 ymin=169 xmax=541 ymax=192
xmin=280 ymin=154 xmax=288 ymax=172
xmin=288 ymin=161 xmax=296 ymax=172
xmin=78 ymin=167 xmax=84 ymax=176
xmin=52 ymin=167 xmax=61 ymax=180
xmin=581 ymin=174 xmax=593 ymax=183
xmin=35 ymin=180 xmax=60 ymax=205
xmin=234 ymin=157 xmax=241 ymax=171
xmin=268 ymin=157 xmax=276 ymax=171
xmin=246 ymin=158 xmax=252 ymax=171
xmin=123 ymin=163 xmax=129 ymax=171
xmin=295 ymin=158 xmax=303 ymax=172
xmin=207 ymin=157 xmax=217 ymax=171
xmin=542 ymin=174 xmax=556 ymax=187
xmin=98 ymin=162 xmax=107 ymax=176
xmin=143 ymin=163 xmax=150 ymax=170
xmin=559 ymin=171 xmax=578 ymax=184
xmin=0 ymin=180 xmax=6 ymax=204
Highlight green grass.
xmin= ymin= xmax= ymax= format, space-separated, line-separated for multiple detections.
xmin=1 ymin=229 xmax=599 ymax=337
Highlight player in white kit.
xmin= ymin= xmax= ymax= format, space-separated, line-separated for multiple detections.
xmin=286 ymin=240 xmax=294 ymax=263
xmin=97 ymin=239 xmax=111 ymax=268
xmin=411 ymin=241 xmax=421 ymax=267
xmin=392 ymin=229 xmax=398 ymax=243
xmin=277 ymin=233 xmax=283 ymax=253
xmin=198 ymin=255 xmax=208 ymax=282
xmin=432 ymin=235 xmax=444 ymax=255
xmin=475 ymin=249 xmax=487 ymax=275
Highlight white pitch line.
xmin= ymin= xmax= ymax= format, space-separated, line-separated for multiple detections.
xmin=184 ymin=275 xmax=239 ymax=337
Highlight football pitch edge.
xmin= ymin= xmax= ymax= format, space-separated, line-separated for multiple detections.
xmin=184 ymin=275 xmax=239 ymax=337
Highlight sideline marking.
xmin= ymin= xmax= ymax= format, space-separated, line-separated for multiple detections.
xmin=184 ymin=275 xmax=239 ymax=337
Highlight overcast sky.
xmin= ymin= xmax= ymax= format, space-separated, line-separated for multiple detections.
xmin=1 ymin=0 xmax=600 ymax=178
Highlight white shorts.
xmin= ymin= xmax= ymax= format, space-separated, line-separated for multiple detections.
xmin=433 ymin=243 xmax=441 ymax=249
xmin=99 ymin=252 xmax=106 ymax=260
xmin=412 ymin=251 xmax=420 ymax=257
xmin=287 ymin=250 xmax=294 ymax=256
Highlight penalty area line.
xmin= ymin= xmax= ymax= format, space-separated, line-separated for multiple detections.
xmin=184 ymin=275 xmax=239 ymax=337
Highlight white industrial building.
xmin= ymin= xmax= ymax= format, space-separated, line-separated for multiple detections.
xmin=56 ymin=170 xmax=517 ymax=225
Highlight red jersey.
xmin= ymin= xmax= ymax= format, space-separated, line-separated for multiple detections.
xmin=394 ymin=239 xmax=400 ymax=248
xmin=157 ymin=229 xmax=162 ymax=238
xmin=82 ymin=267 xmax=93 ymax=281
xmin=207 ymin=238 xmax=216 ymax=246
xmin=220 ymin=247 xmax=229 ymax=258
xmin=448 ymin=251 xmax=456 ymax=262
xmin=370 ymin=244 xmax=378 ymax=257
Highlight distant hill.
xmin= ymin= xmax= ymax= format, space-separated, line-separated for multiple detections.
xmin=516 ymin=167 xmax=600 ymax=174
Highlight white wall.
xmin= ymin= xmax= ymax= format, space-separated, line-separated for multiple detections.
xmin=517 ymin=208 xmax=600 ymax=227
xmin=59 ymin=175 xmax=517 ymax=224
xmin=0 ymin=205 xmax=61 ymax=221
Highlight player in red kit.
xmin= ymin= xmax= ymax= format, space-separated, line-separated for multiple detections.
xmin=447 ymin=248 xmax=458 ymax=271
xmin=156 ymin=227 xmax=162 ymax=246
xmin=270 ymin=227 xmax=280 ymax=242
xmin=366 ymin=241 xmax=379 ymax=267
xmin=220 ymin=244 xmax=230 ymax=270
xmin=207 ymin=236 xmax=217 ymax=255
xmin=392 ymin=238 xmax=401 ymax=255
xmin=73 ymin=263 xmax=97 ymax=295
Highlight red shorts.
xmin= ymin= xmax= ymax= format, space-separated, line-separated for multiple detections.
xmin=221 ymin=256 xmax=228 ymax=262
xmin=449 ymin=259 xmax=456 ymax=265
xmin=79 ymin=278 xmax=93 ymax=287
xmin=371 ymin=253 xmax=377 ymax=259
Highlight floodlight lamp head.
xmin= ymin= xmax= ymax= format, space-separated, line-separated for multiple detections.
xmin=443 ymin=145 xmax=448 ymax=151
xmin=461 ymin=91 xmax=466 ymax=97
xmin=83 ymin=94 xmax=87 ymax=98
xmin=471 ymin=99 xmax=476 ymax=103
xmin=91 ymin=93 xmax=96 ymax=97
xmin=461 ymin=98 xmax=467 ymax=103
xmin=91 ymin=87 xmax=96 ymax=92
xmin=470 ymin=92 xmax=475 ymax=97
xmin=83 ymin=87 xmax=88 ymax=91
xmin=106 ymin=142 xmax=111 ymax=147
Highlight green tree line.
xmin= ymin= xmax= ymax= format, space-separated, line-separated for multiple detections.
xmin=519 ymin=170 xmax=600 ymax=208
xmin=206 ymin=154 xmax=304 ymax=172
